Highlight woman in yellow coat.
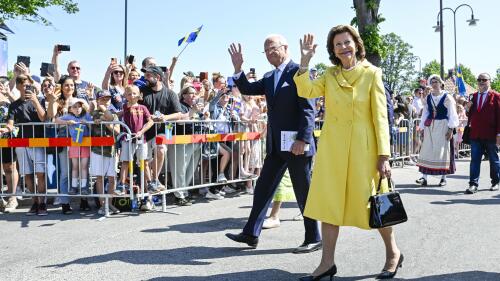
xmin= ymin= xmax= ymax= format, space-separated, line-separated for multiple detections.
xmin=294 ymin=25 xmax=403 ymax=280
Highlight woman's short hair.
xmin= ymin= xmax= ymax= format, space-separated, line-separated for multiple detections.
xmin=326 ymin=25 xmax=366 ymax=66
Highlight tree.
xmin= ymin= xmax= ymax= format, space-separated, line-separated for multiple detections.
xmin=422 ymin=60 xmax=477 ymax=88
xmin=491 ymin=70 xmax=500 ymax=92
xmin=422 ymin=60 xmax=441 ymax=79
xmin=380 ymin=33 xmax=416 ymax=95
xmin=352 ymin=0 xmax=385 ymax=66
xmin=0 ymin=0 xmax=79 ymax=26
xmin=314 ymin=63 xmax=328 ymax=76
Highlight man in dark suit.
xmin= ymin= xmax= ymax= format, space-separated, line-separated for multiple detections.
xmin=225 ymin=35 xmax=321 ymax=253
xmin=465 ymin=73 xmax=500 ymax=194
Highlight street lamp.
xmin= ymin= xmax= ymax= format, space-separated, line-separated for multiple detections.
xmin=433 ymin=3 xmax=478 ymax=77
xmin=124 ymin=0 xmax=128 ymax=63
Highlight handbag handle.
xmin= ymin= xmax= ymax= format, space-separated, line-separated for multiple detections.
xmin=376 ymin=176 xmax=396 ymax=194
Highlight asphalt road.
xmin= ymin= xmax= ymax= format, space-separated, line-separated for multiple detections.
xmin=1 ymin=158 xmax=499 ymax=281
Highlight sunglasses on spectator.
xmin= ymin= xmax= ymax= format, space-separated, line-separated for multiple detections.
xmin=113 ymin=71 xmax=124 ymax=75
xmin=477 ymin=78 xmax=489 ymax=82
xmin=70 ymin=66 xmax=81 ymax=70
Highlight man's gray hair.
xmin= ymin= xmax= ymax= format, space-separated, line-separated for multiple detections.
xmin=264 ymin=34 xmax=288 ymax=46
xmin=478 ymin=72 xmax=491 ymax=79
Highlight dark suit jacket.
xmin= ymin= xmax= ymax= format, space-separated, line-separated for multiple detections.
xmin=468 ymin=90 xmax=500 ymax=141
xmin=234 ymin=60 xmax=316 ymax=157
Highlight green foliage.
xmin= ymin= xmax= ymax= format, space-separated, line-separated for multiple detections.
xmin=314 ymin=63 xmax=328 ymax=76
xmin=360 ymin=23 xmax=386 ymax=61
xmin=380 ymin=33 xmax=416 ymax=94
xmin=491 ymin=70 xmax=500 ymax=92
xmin=0 ymin=0 xmax=79 ymax=26
xmin=422 ymin=60 xmax=441 ymax=79
xmin=421 ymin=60 xmax=477 ymax=88
xmin=7 ymin=70 xmax=13 ymax=80
xmin=458 ymin=64 xmax=477 ymax=88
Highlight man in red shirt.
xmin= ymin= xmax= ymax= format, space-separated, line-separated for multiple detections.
xmin=465 ymin=73 xmax=500 ymax=194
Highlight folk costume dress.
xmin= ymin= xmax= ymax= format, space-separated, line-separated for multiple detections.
xmin=417 ymin=92 xmax=459 ymax=175
xmin=293 ymin=60 xmax=390 ymax=230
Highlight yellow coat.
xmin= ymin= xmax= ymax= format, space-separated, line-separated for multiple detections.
xmin=293 ymin=60 xmax=390 ymax=229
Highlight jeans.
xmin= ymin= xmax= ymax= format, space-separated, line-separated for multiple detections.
xmin=56 ymin=148 xmax=70 ymax=204
xmin=469 ymin=140 xmax=500 ymax=186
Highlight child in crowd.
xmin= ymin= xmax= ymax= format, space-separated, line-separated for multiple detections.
xmin=55 ymin=98 xmax=92 ymax=195
xmin=89 ymin=90 xmax=121 ymax=215
xmin=117 ymin=85 xmax=154 ymax=195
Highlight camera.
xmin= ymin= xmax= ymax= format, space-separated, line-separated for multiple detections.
xmin=40 ymin=62 xmax=55 ymax=77
xmin=128 ymin=55 xmax=135 ymax=64
xmin=25 ymin=85 xmax=34 ymax=92
xmin=159 ymin=66 xmax=167 ymax=72
xmin=17 ymin=56 xmax=31 ymax=68
xmin=250 ymin=68 xmax=255 ymax=74
xmin=57 ymin=45 xmax=71 ymax=52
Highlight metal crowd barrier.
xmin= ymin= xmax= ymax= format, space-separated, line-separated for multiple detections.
xmin=134 ymin=119 xmax=266 ymax=212
xmin=0 ymin=121 xmax=133 ymax=217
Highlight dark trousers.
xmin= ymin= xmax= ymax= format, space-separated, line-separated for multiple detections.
xmin=469 ymin=140 xmax=500 ymax=186
xmin=242 ymin=152 xmax=320 ymax=244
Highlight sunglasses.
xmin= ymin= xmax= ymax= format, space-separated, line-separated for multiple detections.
xmin=477 ymin=78 xmax=489 ymax=82
xmin=113 ymin=71 xmax=124 ymax=75
xmin=70 ymin=66 xmax=81 ymax=70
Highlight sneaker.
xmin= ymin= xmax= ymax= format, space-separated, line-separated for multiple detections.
xmin=3 ymin=198 xmax=19 ymax=213
xmin=140 ymin=200 xmax=154 ymax=211
xmin=415 ymin=177 xmax=428 ymax=186
xmin=61 ymin=203 xmax=73 ymax=215
xmin=239 ymin=171 xmax=255 ymax=179
xmin=80 ymin=188 xmax=91 ymax=196
xmin=175 ymin=198 xmax=193 ymax=206
xmin=465 ymin=185 xmax=478 ymax=194
xmin=109 ymin=204 xmax=121 ymax=214
xmin=217 ymin=173 xmax=228 ymax=183
xmin=26 ymin=202 xmax=39 ymax=216
xmin=37 ymin=203 xmax=48 ymax=216
xmin=222 ymin=185 xmax=238 ymax=194
xmin=262 ymin=217 xmax=281 ymax=229
xmin=97 ymin=207 xmax=106 ymax=215
xmin=151 ymin=180 xmax=166 ymax=191
xmin=205 ymin=190 xmax=224 ymax=200
xmin=114 ymin=183 xmax=127 ymax=195
xmin=80 ymin=199 xmax=91 ymax=211
xmin=68 ymin=187 xmax=78 ymax=195
xmin=147 ymin=182 xmax=160 ymax=195
xmin=491 ymin=183 xmax=499 ymax=191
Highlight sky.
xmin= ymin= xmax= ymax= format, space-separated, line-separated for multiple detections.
xmin=1 ymin=0 xmax=497 ymax=93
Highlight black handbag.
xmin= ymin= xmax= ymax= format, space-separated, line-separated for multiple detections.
xmin=369 ymin=177 xmax=408 ymax=228
xmin=462 ymin=125 xmax=471 ymax=145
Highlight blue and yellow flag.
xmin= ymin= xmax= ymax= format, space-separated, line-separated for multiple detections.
xmin=177 ymin=25 xmax=203 ymax=47
xmin=70 ymin=124 xmax=85 ymax=144
xmin=456 ymin=66 xmax=467 ymax=96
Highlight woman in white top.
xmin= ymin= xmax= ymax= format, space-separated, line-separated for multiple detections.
xmin=416 ymin=74 xmax=459 ymax=186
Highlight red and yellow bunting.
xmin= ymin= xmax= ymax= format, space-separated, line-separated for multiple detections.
xmin=156 ymin=132 xmax=262 ymax=145
xmin=0 ymin=137 xmax=115 ymax=148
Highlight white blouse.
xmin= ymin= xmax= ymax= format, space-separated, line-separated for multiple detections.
xmin=419 ymin=91 xmax=459 ymax=129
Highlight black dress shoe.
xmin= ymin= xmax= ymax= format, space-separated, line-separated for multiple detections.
xmin=293 ymin=241 xmax=322 ymax=254
xmin=62 ymin=204 xmax=73 ymax=215
xmin=376 ymin=253 xmax=404 ymax=279
xmin=415 ymin=177 xmax=427 ymax=186
xmin=299 ymin=264 xmax=337 ymax=281
xmin=225 ymin=233 xmax=258 ymax=248
xmin=465 ymin=185 xmax=478 ymax=194
xmin=490 ymin=183 xmax=499 ymax=191
xmin=438 ymin=178 xmax=447 ymax=187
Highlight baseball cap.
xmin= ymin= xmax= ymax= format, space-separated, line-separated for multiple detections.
xmin=144 ymin=66 xmax=164 ymax=79
xmin=183 ymin=71 xmax=195 ymax=77
xmin=68 ymin=98 xmax=88 ymax=108
xmin=95 ymin=90 xmax=112 ymax=99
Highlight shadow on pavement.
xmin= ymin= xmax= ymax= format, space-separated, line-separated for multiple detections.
xmin=147 ymin=269 xmax=303 ymax=281
xmin=399 ymin=271 xmax=500 ymax=280
xmin=141 ymin=217 xmax=248 ymax=234
xmin=397 ymin=186 xmax=464 ymax=196
xmin=239 ymin=201 xmax=298 ymax=209
xmin=431 ymin=194 xmax=500 ymax=205
xmin=42 ymin=246 xmax=295 ymax=268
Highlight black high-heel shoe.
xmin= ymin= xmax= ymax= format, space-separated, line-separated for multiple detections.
xmin=376 ymin=253 xmax=404 ymax=279
xmin=299 ymin=264 xmax=337 ymax=281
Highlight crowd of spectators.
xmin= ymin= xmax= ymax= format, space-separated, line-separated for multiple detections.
xmin=0 ymin=46 xmax=275 ymax=215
